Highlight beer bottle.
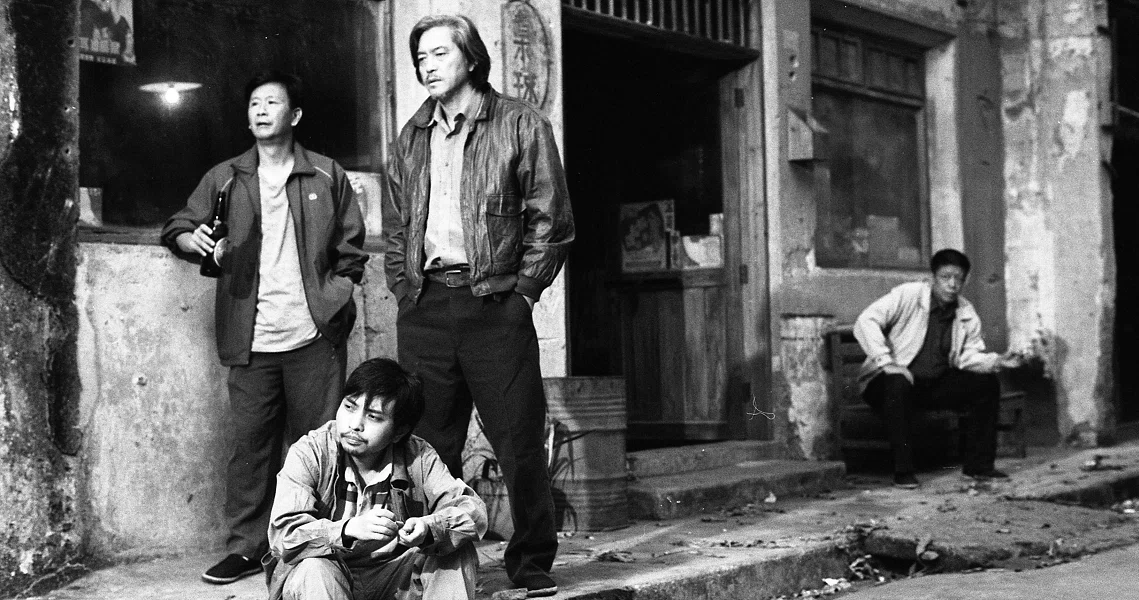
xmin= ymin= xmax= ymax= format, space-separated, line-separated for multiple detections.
xmin=199 ymin=191 xmax=228 ymax=277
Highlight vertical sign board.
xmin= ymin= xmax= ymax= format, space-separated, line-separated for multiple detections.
xmin=502 ymin=0 xmax=549 ymax=109
xmin=79 ymin=0 xmax=136 ymax=65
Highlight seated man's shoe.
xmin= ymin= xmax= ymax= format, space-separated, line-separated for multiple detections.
xmin=514 ymin=571 xmax=558 ymax=597
xmin=893 ymin=472 xmax=920 ymax=489
xmin=202 ymin=554 xmax=261 ymax=584
xmin=964 ymin=468 xmax=1009 ymax=480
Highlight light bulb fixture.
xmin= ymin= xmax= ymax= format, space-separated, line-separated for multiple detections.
xmin=139 ymin=81 xmax=202 ymax=107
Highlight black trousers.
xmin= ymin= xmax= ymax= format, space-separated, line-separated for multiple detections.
xmin=397 ymin=282 xmax=557 ymax=585
xmin=224 ymin=336 xmax=346 ymax=558
xmin=862 ymin=369 xmax=1000 ymax=474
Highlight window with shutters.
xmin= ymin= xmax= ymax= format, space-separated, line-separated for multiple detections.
xmin=811 ymin=23 xmax=929 ymax=270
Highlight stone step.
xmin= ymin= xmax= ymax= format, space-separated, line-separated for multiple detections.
xmin=627 ymin=440 xmax=783 ymax=478
xmin=628 ymin=459 xmax=846 ymax=520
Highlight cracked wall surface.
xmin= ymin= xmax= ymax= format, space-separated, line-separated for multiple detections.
xmin=75 ymin=243 xmax=388 ymax=561
xmin=1000 ymin=0 xmax=1114 ymax=445
xmin=0 ymin=0 xmax=85 ymax=595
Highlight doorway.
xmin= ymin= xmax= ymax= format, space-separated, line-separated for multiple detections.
xmin=1111 ymin=0 xmax=1139 ymax=427
xmin=562 ymin=23 xmax=754 ymax=448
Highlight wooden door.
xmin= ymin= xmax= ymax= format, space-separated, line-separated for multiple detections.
xmin=719 ymin=58 xmax=772 ymax=441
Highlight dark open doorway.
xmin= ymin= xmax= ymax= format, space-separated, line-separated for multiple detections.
xmin=1111 ymin=0 xmax=1139 ymax=426
xmin=562 ymin=23 xmax=750 ymax=448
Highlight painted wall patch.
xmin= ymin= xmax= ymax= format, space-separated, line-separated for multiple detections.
xmin=502 ymin=0 xmax=550 ymax=109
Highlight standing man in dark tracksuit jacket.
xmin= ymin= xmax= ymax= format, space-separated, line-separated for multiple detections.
xmin=161 ymin=70 xmax=367 ymax=585
xmin=381 ymin=14 xmax=574 ymax=598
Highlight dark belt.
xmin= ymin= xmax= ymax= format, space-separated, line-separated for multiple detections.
xmin=424 ymin=266 xmax=471 ymax=288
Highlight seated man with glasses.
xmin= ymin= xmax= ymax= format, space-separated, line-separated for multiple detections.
xmin=854 ymin=248 xmax=1023 ymax=489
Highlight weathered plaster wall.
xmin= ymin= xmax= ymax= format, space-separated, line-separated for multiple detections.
xmin=958 ymin=0 xmax=1010 ymax=353
xmin=781 ymin=316 xmax=835 ymax=459
xmin=0 ymin=0 xmax=85 ymax=595
xmin=76 ymin=244 xmax=228 ymax=560
xmin=392 ymin=0 xmax=568 ymax=377
xmin=75 ymin=243 xmax=389 ymax=561
xmin=1000 ymin=0 xmax=1114 ymax=445
xmin=766 ymin=0 xmax=990 ymax=457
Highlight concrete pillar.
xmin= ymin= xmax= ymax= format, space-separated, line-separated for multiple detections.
xmin=1000 ymin=0 xmax=1114 ymax=445
xmin=780 ymin=315 xmax=836 ymax=459
xmin=0 ymin=0 xmax=84 ymax=594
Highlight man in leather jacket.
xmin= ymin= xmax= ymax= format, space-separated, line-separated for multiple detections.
xmin=381 ymin=14 xmax=573 ymax=597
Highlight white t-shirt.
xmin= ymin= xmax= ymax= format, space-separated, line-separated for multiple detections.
xmin=251 ymin=159 xmax=320 ymax=352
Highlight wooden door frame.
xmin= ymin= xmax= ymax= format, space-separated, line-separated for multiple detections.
xmin=720 ymin=19 xmax=772 ymax=441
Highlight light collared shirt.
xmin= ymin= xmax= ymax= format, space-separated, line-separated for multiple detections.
xmin=423 ymin=91 xmax=484 ymax=270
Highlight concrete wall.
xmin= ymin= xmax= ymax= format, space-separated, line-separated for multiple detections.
xmin=999 ymin=0 xmax=1115 ymax=445
xmin=392 ymin=0 xmax=568 ymax=378
xmin=0 ymin=0 xmax=85 ymax=595
xmin=74 ymin=243 xmax=392 ymax=561
xmin=76 ymin=244 xmax=229 ymax=560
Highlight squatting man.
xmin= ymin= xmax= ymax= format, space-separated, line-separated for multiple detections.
xmin=265 ymin=357 xmax=488 ymax=600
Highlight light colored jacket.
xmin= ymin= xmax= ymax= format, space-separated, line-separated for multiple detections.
xmin=853 ymin=280 xmax=1000 ymax=392
xmin=265 ymin=422 xmax=487 ymax=600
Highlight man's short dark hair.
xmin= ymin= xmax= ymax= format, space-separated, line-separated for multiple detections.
xmin=409 ymin=14 xmax=492 ymax=91
xmin=343 ymin=358 xmax=424 ymax=438
xmin=243 ymin=70 xmax=304 ymax=111
xmin=930 ymin=248 xmax=971 ymax=276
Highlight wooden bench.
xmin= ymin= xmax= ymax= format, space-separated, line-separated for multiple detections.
xmin=822 ymin=325 xmax=1027 ymax=462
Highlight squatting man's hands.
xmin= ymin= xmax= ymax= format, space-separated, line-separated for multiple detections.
xmin=344 ymin=507 xmax=429 ymax=547
xmin=345 ymin=507 xmax=401 ymax=544
xmin=398 ymin=516 xmax=429 ymax=546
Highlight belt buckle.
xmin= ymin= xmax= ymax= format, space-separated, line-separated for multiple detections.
xmin=442 ymin=268 xmax=466 ymax=287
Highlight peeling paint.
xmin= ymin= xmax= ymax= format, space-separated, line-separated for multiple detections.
xmin=1054 ymin=90 xmax=1091 ymax=162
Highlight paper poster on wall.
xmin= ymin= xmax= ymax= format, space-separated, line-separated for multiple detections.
xmin=79 ymin=0 xmax=135 ymax=65
xmin=620 ymin=200 xmax=674 ymax=273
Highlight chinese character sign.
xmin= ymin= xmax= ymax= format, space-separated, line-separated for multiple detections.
xmin=79 ymin=0 xmax=135 ymax=65
xmin=502 ymin=0 xmax=549 ymax=109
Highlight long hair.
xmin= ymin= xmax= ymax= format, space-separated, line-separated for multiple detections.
xmin=409 ymin=14 xmax=492 ymax=91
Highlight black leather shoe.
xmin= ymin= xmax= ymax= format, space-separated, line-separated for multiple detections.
xmin=964 ymin=468 xmax=1009 ymax=480
xmin=893 ymin=472 xmax=920 ymax=489
xmin=201 ymin=554 xmax=261 ymax=584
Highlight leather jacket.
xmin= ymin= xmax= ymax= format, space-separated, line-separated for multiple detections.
xmin=382 ymin=89 xmax=574 ymax=302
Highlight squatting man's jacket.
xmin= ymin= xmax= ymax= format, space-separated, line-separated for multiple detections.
xmin=265 ymin=422 xmax=488 ymax=600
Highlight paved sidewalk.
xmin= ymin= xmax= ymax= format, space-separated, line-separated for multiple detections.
xmin=20 ymin=440 xmax=1139 ymax=600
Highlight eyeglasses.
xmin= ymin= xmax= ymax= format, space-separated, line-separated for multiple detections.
xmin=935 ymin=273 xmax=965 ymax=284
